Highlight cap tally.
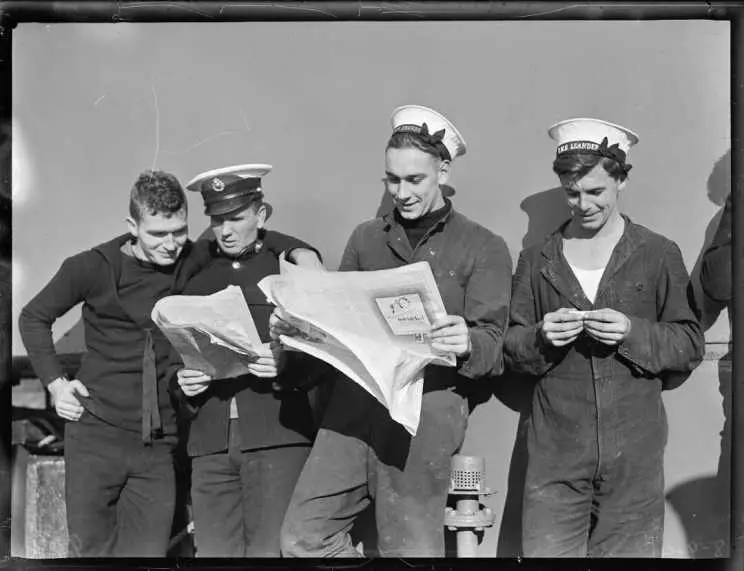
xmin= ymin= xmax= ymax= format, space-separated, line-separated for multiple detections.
xmin=548 ymin=117 xmax=639 ymax=165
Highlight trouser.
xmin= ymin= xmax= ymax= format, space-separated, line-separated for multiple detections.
xmin=64 ymin=416 xmax=176 ymax=557
xmin=522 ymin=426 xmax=666 ymax=557
xmin=281 ymin=380 xmax=469 ymax=558
xmin=190 ymin=419 xmax=311 ymax=557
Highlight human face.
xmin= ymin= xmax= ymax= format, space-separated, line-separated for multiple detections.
xmin=560 ymin=163 xmax=626 ymax=234
xmin=210 ymin=203 xmax=266 ymax=256
xmin=384 ymin=147 xmax=450 ymax=220
xmin=127 ymin=208 xmax=188 ymax=266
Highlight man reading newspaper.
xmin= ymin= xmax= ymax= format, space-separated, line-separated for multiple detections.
xmin=170 ymin=164 xmax=326 ymax=557
xmin=278 ymin=105 xmax=512 ymax=557
xmin=259 ymin=258 xmax=457 ymax=436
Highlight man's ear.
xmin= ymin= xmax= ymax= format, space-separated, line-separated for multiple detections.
xmin=438 ymin=159 xmax=451 ymax=186
xmin=126 ymin=216 xmax=138 ymax=238
xmin=256 ymin=204 xmax=268 ymax=229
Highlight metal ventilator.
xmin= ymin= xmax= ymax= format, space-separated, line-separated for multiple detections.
xmin=444 ymin=454 xmax=495 ymax=557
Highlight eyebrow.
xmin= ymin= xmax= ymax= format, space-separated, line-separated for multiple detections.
xmin=149 ymin=226 xmax=187 ymax=234
xmin=385 ymin=171 xmax=426 ymax=179
xmin=565 ymin=186 xmax=604 ymax=192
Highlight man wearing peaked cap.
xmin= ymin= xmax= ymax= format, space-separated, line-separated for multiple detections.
xmin=186 ymin=163 xmax=275 ymax=218
xmin=172 ymin=163 xmax=328 ymax=557
xmin=504 ymin=118 xmax=704 ymax=557
xmin=279 ymin=106 xmax=512 ymax=557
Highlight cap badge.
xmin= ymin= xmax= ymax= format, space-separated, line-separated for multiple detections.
xmin=211 ymin=177 xmax=225 ymax=192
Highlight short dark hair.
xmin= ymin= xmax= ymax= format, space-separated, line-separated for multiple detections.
xmin=552 ymin=153 xmax=630 ymax=184
xmin=129 ymin=170 xmax=187 ymax=221
xmin=386 ymin=130 xmax=446 ymax=161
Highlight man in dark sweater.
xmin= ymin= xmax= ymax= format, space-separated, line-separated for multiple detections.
xmin=19 ymin=170 xmax=211 ymax=557
xmin=174 ymin=163 xmax=325 ymax=557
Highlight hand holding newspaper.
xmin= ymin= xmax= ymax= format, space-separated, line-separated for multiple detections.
xmin=151 ymin=285 xmax=263 ymax=379
xmin=258 ymin=260 xmax=456 ymax=435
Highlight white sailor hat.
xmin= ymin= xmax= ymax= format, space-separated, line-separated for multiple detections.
xmin=390 ymin=105 xmax=467 ymax=161
xmin=185 ymin=163 xmax=273 ymax=218
xmin=548 ymin=118 xmax=639 ymax=165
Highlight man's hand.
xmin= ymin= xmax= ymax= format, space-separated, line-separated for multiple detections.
xmin=541 ymin=308 xmax=585 ymax=347
xmin=177 ymin=368 xmax=212 ymax=397
xmin=430 ymin=314 xmax=471 ymax=358
xmin=244 ymin=342 xmax=280 ymax=379
xmin=48 ymin=377 xmax=89 ymax=422
xmin=269 ymin=308 xmax=303 ymax=342
xmin=582 ymin=308 xmax=631 ymax=346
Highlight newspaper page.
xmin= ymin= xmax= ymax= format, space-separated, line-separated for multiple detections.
xmin=258 ymin=260 xmax=455 ymax=435
xmin=151 ymin=285 xmax=263 ymax=379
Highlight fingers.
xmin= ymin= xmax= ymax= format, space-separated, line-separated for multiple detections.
xmin=541 ymin=307 xmax=632 ymax=348
xmin=430 ymin=315 xmax=470 ymax=357
xmin=181 ymin=382 xmax=209 ymax=397
xmin=68 ymin=379 xmax=89 ymax=398
xmin=584 ymin=328 xmax=625 ymax=345
xmin=584 ymin=319 xmax=629 ymax=345
xmin=541 ymin=309 xmax=584 ymax=347
xmin=543 ymin=320 xmax=583 ymax=334
xmin=583 ymin=310 xmax=630 ymax=345
xmin=583 ymin=309 xmax=617 ymax=323
xmin=177 ymin=369 xmax=212 ymax=390
xmin=178 ymin=368 xmax=211 ymax=379
xmin=543 ymin=328 xmax=582 ymax=347
xmin=246 ymin=363 xmax=278 ymax=378
xmin=583 ymin=320 xmax=625 ymax=333
xmin=177 ymin=368 xmax=211 ymax=396
xmin=544 ymin=309 xmax=585 ymax=324
xmin=56 ymin=401 xmax=84 ymax=421
xmin=430 ymin=314 xmax=467 ymax=338
xmin=269 ymin=309 xmax=301 ymax=341
xmin=542 ymin=315 xmax=582 ymax=345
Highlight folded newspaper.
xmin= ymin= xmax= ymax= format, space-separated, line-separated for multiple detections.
xmin=151 ymin=285 xmax=263 ymax=379
xmin=258 ymin=260 xmax=456 ymax=436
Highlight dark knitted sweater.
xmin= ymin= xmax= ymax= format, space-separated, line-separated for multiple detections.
xmin=18 ymin=235 xmax=211 ymax=436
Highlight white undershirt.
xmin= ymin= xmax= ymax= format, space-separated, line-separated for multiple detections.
xmin=569 ymin=264 xmax=605 ymax=304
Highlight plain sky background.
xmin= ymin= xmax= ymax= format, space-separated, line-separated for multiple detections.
xmin=11 ymin=21 xmax=730 ymax=557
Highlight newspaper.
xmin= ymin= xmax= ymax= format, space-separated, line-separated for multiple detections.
xmin=258 ymin=260 xmax=455 ymax=435
xmin=151 ymin=285 xmax=263 ymax=379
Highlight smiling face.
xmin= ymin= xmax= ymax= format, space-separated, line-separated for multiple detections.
xmin=560 ymin=163 xmax=626 ymax=234
xmin=209 ymin=202 xmax=266 ymax=256
xmin=384 ymin=147 xmax=450 ymax=220
xmin=126 ymin=208 xmax=188 ymax=266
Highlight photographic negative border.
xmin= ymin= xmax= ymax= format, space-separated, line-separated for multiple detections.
xmin=0 ymin=3 xmax=740 ymax=571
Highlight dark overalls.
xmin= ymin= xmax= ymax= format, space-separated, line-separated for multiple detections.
xmin=505 ymin=218 xmax=704 ymax=557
